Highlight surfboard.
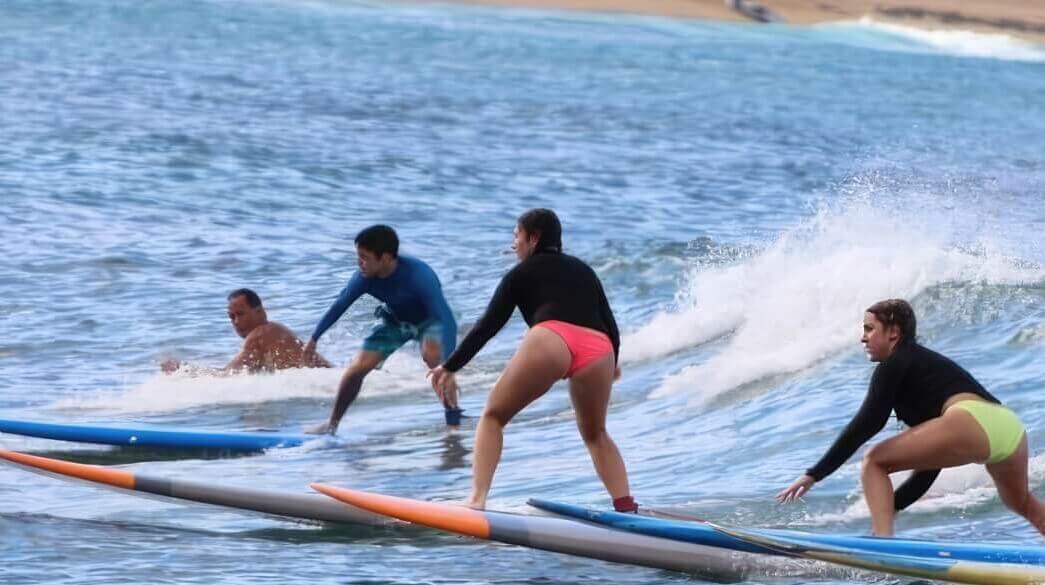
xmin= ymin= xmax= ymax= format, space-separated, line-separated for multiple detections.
xmin=530 ymin=499 xmax=1045 ymax=565
xmin=0 ymin=418 xmax=311 ymax=451
xmin=710 ymin=523 xmax=1045 ymax=585
xmin=309 ymin=484 xmax=853 ymax=580
xmin=0 ymin=449 xmax=383 ymax=525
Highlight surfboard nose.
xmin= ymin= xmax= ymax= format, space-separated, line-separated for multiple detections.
xmin=0 ymin=449 xmax=137 ymax=489
xmin=311 ymin=483 xmax=491 ymax=538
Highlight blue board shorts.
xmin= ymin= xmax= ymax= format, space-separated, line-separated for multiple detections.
xmin=362 ymin=306 xmax=443 ymax=361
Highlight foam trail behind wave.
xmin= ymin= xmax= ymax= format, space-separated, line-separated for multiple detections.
xmin=48 ymin=353 xmax=429 ymax=416
xmin=849 ymin=17 xmax=1045 ymax=62
xmin=629 ymin=197 xmax=1042 ymax=403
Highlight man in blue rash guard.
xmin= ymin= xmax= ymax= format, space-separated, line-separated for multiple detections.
xmin=302 ymin=225 xmax=461 ymax=434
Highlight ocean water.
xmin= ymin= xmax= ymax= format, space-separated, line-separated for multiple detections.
xmin=2 ymin=0 xmax=1045 ymax=583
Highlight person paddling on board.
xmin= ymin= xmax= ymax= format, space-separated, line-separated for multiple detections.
xmin=428 ymin=209 xmax=636 ymax=512
xmin=302 ymin=225 xmax=461 ymax=434
xmin=161 ymin=288 xmax=332 ymax=374
xmin=778 ymin=299 xmax=1045 ymax=536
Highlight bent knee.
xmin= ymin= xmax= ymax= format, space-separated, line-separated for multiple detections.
xmin=862 ymin=444 xmax=896 ymax=472
xmin=995 ymin=485 xmax=1033 ymax=514
xmin=481 ymin=407 xmax=513 ymax=428
xmin=420 ymin=341 xmax=442 ymax=367
xmin=344 ymin=364 xmax=372 ymax=382
xmin=1002 ymin=496 xmax=1028 ymax=515
xmin=1001 ymin=495 xmax=1037 ymax=521
xmin=577 ymin=424 xmax=606 ymax=445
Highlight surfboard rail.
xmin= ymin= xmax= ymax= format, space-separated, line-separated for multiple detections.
xmin=530 ymin=499 xmax=1045 ymax=568
xmin=311 ymin=484 xmax=856 ymax=580
xmin=0 ymin=418 xmax=311 ymax=451
xmin=710 ymin=522 xmax=1045 ymax=585
xmin=0 ymin=449 xmax=381 ymax=525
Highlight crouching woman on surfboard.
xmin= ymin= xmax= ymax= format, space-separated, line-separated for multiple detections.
xmin=778 ymin=299 xmax=1045 ymax=536
xmin=428 ymin=208 xmax=636 ymax=513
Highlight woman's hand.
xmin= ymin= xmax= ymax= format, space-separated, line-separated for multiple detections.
xmin=776 ymin=474 xmax=816 ymax=503
xmin=428 ymin=365 xmax=457 ymax=405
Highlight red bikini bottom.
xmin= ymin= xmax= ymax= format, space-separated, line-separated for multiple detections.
xmin=536 ymin=320 xmax=613 ymax=378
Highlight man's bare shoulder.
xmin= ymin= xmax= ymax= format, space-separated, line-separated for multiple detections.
xmin=246 ymin=322 xmax=303 ymax=346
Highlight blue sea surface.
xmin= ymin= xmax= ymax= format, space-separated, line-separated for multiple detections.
xmin=2 ymin=0 xmax=1044 ymax=583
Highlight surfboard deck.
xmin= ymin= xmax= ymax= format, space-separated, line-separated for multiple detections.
xmin=710 ymin=523 xmax=1045 ymax=585
xmin=529 ymin=499 xmax=1045 ymax=566
xmin=0 ymin=449 xmax=382 ymax=525
xmin=310 ymin=484 xmax=854 ymax=580
xmin=0 ymin=418 xmax=311 ymax=451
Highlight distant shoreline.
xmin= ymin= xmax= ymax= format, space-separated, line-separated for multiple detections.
xmin=404 ymin=0 xmax=1045 ymax=44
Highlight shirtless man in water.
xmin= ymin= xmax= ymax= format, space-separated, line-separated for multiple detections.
xmin=162 ymin=288 xmax=331 ymax=374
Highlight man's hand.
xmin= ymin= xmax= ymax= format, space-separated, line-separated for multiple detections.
xmin=614 ymin=365 xmax=622 ymax=381
xmin=301 ymin=339 xmax=317 ymax=367
xmin=161 ymin=358 xmax=182 ymax=374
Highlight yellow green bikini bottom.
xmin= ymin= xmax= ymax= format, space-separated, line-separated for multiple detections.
xmin=951 ymin=400 xmax=1025 ymax=464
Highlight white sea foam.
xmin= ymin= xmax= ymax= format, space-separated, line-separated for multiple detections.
xmin=847 ymin=17 xmax=1045 ymax=62
xmin=48 ymin=352 xmax=433 ymax=416
xmin=624 ymin=195 xmax=1043 ymax=404
xmin=1012 ymin=322 xmax=1045 ymax=346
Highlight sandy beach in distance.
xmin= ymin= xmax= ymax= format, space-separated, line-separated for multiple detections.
xmin=415 ymin=0 xmax=1045 ymax=43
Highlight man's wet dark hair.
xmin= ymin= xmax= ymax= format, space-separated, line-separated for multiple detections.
xmin=866 ymin=298 xmax=917 ymax=343
xmin=517 ymin=208 xmax=562 ymax=253
xmin=355 ymin=224 xmax=399 ymax=258
xmin=228 ymin=288 xmax=262 ymax=308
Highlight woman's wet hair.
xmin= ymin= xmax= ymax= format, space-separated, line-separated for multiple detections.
xmin=866 ymin=298 xmax=917 ymax=343
xmin=517 ymin=208 xmax=562 ymax=253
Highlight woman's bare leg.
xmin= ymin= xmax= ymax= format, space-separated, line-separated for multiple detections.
xmin=987 ymin=435 xmax=1045 ymax=535
xmin=861 ymin=408 xmax=989 ymax=535
xmin=466 ymin=327 xmax=570 ymax=509
xmin=569 ymin=354 xmax=631 ymax=502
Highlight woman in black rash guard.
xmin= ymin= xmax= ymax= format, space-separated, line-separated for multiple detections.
xmin=428 ymin=209 xmax=635 ymax=512
xmin=778 ymin=299 xmax=1045 ymax=536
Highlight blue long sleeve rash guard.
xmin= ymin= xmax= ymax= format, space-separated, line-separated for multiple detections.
xmin=310 ymin=255 xmax=458 ymax=360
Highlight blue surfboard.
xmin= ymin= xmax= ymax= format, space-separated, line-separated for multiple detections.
xmin=709 ymin=522 xmax=1045 ymax=585
xmin=0 ymin=418 xmax=311 ymax=451
xmin=529 ymin=499 xmax=1045 ymax=566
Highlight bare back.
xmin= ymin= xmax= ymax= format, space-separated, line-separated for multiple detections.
xmin=238 ymin=322 xmax=331 ymax=371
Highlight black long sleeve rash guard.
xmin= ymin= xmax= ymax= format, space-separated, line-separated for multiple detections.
xmin=442 ymin=251 xmax=620 ymax=373
xmin=806 ymin=341 xmax=999 ymax=510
